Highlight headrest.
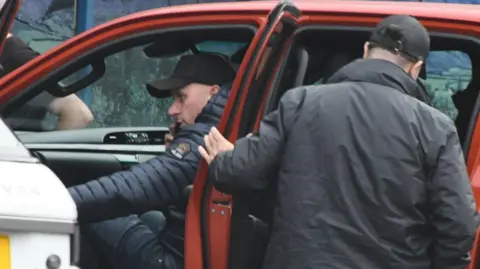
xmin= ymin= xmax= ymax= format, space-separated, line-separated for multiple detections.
xmin=323 ymin=52 xmax=359 ymax=80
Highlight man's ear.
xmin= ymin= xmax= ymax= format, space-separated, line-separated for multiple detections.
xmin=210 ymin=85 xmax=221 ymax=96
xmin=409 ymin=60 xmax=424 ymax=80
xmin=363 ymin=42 xmax=370 ymax=59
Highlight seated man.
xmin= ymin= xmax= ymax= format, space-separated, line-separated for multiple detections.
xmin=1 ymin=33 xmax=93 ymax=131
xmin=71 ymin=53 xmax=236 ymax=269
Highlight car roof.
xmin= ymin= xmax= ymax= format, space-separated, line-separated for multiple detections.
xmin=296 ymin=0 xmax=480 ymax=22
xmin=129 ymin=0 xmax=480 ymax=24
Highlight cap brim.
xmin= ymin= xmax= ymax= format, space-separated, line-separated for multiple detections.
xmin=146 ymin=77 xmax=190 ymax=99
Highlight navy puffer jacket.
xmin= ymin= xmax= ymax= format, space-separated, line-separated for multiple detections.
xmin=69 ymin=85 xmax=230 ymax=223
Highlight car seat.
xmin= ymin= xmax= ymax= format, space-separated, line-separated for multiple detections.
xmin=308 ymin=49 xmax=361 ymax=85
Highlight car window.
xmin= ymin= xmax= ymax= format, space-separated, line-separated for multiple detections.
xmin=0 ymin=118 xmax=30 ymax=157
xmin=43 ymin=45 xmax=181 ymax=130
xmin=197 ymin=41 xmax=246 ymax=56
xmin=7 ymin=41 xmax=247 ymax=132
xmin=421 ymin=50 xmax=472 ymax=121
xmin=308 ymin=50 xmax=471 ymax=122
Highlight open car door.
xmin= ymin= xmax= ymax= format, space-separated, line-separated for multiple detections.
xmin=465 ymin=95 xmax=480 ymax=269
xmin=184 ymin=1 xmax=300 ymax=269
xmin=0 ymin=0 xmax=21 ymax=69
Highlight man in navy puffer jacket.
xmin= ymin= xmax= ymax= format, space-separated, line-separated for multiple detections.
xmin=69 ymin=53 xmax=235 ymax=269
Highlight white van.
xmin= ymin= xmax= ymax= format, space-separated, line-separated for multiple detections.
xmin=0 ymin=118 xmax=78 ymax=269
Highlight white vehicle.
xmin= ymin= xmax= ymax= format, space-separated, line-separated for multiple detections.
xmin=0 ymin=118 xmax=79 ymax=269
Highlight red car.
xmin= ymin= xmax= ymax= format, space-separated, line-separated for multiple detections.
xmin=0 ymin=0 xmax=480 ymax=269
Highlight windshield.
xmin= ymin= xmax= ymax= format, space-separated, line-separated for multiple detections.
xmin=0 ymin=118 xmax=31 ymax=158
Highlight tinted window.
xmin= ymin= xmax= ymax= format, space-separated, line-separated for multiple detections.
xmin=59 ymin=45 xmax=180 ymax=129
xmin=7 ymin=40 xmax=248 ymax=132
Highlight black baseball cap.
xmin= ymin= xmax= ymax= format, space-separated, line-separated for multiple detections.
xmin=369 ymin=15 xmax=430 ymax=62
xmin=146 ymin=53 xmax=236 ymax=98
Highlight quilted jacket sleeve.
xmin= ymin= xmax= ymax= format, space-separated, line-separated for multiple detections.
xmin=69 ymin=126 xmax=207 ymax=223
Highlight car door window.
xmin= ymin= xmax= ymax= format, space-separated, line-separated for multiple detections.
xmin=55 ymin=45 xmax=181 ymax=130
xmin=6 ymin=40 xmax=248 ymax=132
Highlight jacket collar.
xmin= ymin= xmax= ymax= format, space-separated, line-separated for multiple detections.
xmin=327 ymin=59 xmax=431 ymax=104
xmin=194 ymin=83 xmax=230 ymax=126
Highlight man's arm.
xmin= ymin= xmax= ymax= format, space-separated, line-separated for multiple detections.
xmin=48 ymin=94 xmax=93 ymax=130
xmin=0 ymin=34 xmax=38 ymax=75
xmin=68 ymin=127 xmax=206 ymax=223
xmin=1 ymin=34 xmax=93 ymax=130
xmin=210 ymin=87 xmax=306 ymax=192
xmin=429 ymin=121 xmax=479 ymax=269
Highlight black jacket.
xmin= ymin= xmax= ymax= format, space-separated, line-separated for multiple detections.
xmin=210 ymin=59 xmax=479 ymax=269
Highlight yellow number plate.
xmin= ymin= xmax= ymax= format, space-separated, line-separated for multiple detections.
xmin=0 ymin=235 xmax=10 ymax=269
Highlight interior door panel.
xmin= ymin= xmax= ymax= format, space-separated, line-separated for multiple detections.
xmin=18 ymin=127 xmax=167 ymax=187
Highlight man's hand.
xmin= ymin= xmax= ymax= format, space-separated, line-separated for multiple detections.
xmin=198 ymin=127 xmax=234 ymax=164
xmin=165 ymin=123 xmax=176 ymax=147
xmin=48 ymin=94 xmax=94 ymax=130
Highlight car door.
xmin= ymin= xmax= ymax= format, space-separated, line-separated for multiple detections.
xmin=465 ymin=97 xmax=480 ymax=269
xmin=184 ymin=2 xmax=300 ymax=269
xmin=0 ymin=0 xmax=21 ymax=60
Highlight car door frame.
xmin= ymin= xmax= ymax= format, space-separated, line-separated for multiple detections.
xmin=184 ymin=2 xmax=300 ymax=269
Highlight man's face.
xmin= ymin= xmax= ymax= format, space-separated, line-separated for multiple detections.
xmin=168 ymin=83 xmax=220 ymax=127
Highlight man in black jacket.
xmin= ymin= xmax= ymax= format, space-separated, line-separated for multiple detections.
xmin=1 ymin=33 xmax=93 ymax=131
xmin=200 ymin=15 xmax=479 ymax=269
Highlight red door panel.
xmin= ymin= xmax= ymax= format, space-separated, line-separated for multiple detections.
xmin=467 ymin=117 xmax=480 ymax=269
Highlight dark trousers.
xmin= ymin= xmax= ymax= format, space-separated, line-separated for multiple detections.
xmin=79 ymin=211 xmax=183 ymax=269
